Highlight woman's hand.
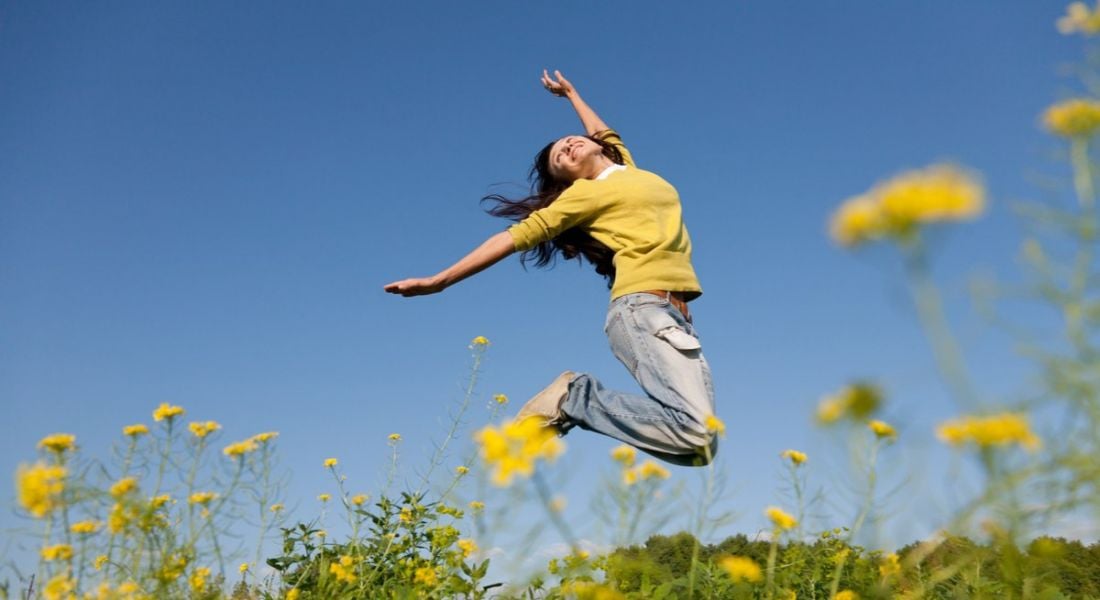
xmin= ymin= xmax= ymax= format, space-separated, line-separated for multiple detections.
xmin=541 ymin=69 xmax=575 ymax=98
xmin=383 ymin=276 xmax=446 ymax=297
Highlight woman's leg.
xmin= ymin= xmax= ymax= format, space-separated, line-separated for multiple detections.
xmin=557 ymin=293 xmax=718 ymax=465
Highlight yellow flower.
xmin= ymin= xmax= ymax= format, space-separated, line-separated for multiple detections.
xmin=471 ymin=336 xmax=490 ymax=347
xmin=152 ymin=402 xmax=185 ymax=422
xmin=388 ymin=433 xmax=402 ymax=442
xmin=1058 ymin=2 xmax=1100 ymax=35
xmin=879 ymin=552 xmax=901 ymax=577
xmin=239 ymin=562 xmax=250 ymax=574
xmin=457 ymin=538 xmax=478 ymax=557
xmin=189 ymin=491 xmax=217 ymax=505
xmin=318 ymin=493 xmax=331 ymax=502
xmin=38 ymin=433 xmax=76 ymax=454
xmin=717 ymin=555 xmax=763 ymax=583
xmin=766 ymin=506 xmax=797 ymax=530
xmin=622 ymin=467 xmax=639 ymax=486
xmin=188 ymin=421 xmax=221 ymax=438
xmin=705 ymin=414 xmax=726 ymax=436
xmin=868 ymin=420 xmax=897 ymax=439
xmin=286 ymin=589 xmax=301 ymax=600
xmin=414 ymin=566 xmax=438 ymax=586
xmin=41 ymin=544 xmax=73 ymax=561
xmin=122 ymin=423 xmax=149 ymax=437
xmin=399 ymin=506 xmax=414 ymax=524
xmin=1044 ymin=98 xmax=1100 ymax=138
xmin=936 ymin=412 xmax=1041 ymax=451
xmin=329 ymin=558 xmax=357 ymax=583
xmin=474 ymin=416 xmax=566 ymax=486
xmin=316 ymin=530 xmax=327 ymax=538
xmin=270 ymin=503 xmax=285 ymax=512
xmin=94 ymin=555 xmax=108 ymax=570
xmin=117 ymin=581 xmax=140 ymax=594
xmin=835 ymin=591 xmax=859 ymax=600
xmin=781 ymin=449 xmax=807 ymax=465
xmin=251 ymin=431 xmax=279 ymax=443
xmin=323 ymin=457 xmax=338 ymax=468
xmin=223 ymin=438 xmax=259 ymax=457
xmin=468 ymin=500 xmax=485 ymax=512
xmin=610 ymin=444 xmax=637 ymax=466
xmin=493 ymin=393 xmax=508 ymax=404
xmin=109 ymin=477 xmax=138 ymax=498
xmin=549 ymin=496 xmax=567 ymax=513
xmin=16 ymin=462 xmax=67 ymax=518
xmin=189 ymin=567 xmax=211 ymax=593
xmin=70 ymin=520 xmax=100 ymax=535
xmin=43 ymin=573 xmax=75 ymax=600
xmin=150 ymin=494 xmax=172 ymax=509
xmin=455 ymin=465 xmax=470 ymax=475
xmin=637 ymin=460 xmax=671 ymax=481
xmin=816 ymin=383 xmax=882 ymax=424
xmin=351 ymin=494 xmax=368 ymax=506
xmin=831 ymin=165 xmax=984 ymax=247
xmin=108 ymin=502 xmax=133 ymax=533
xmin=559 ymin=581 xmax=625 ymax=600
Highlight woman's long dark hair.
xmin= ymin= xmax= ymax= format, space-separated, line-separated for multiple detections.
xmin=482 ymin=136 xmax=624 ymax=288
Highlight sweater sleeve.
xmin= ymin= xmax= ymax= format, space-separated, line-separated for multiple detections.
xmin=507 ymin=180 xmax=606 ymax=251
xmin=592 ymin=128 xmax=634 ymax=167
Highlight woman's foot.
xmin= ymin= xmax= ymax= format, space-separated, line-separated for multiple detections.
xmin=515 ymin=371 xmax=575 ymax=426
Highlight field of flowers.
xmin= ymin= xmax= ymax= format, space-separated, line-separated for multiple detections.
xmin=8 ymin=4 xmax=1100 ymax=599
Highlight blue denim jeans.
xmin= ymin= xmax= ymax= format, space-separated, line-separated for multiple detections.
xmin=558 ymin=292 xmax=718 ymax=466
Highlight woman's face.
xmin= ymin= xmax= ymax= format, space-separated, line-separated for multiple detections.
xmin=547 ymin=135 xmax=604 ymax=181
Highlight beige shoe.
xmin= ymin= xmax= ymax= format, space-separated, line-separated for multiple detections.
xmin=515 ymin=371 xmax=575 ymax=425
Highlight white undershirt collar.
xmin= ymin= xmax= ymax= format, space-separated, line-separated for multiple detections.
xmin=595 ymin=163 xmax=627 ymax=181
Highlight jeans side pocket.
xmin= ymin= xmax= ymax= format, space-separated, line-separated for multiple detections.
xmin=605 ymin=311 xmax=639 ymax=373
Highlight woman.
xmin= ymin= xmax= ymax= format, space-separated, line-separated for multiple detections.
xmin=384 ymin=70 xmax=717 ymax=466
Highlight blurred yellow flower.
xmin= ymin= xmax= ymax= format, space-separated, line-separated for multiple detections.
xmin=223 ymin=438 xmax=259 ymax=457
xmin=559 ymin=581 xmax=625 ymax=600
xmin=1043 ymin=98 xmax=1100 ymax=138
xmin=781 ymin=449 xmax=807 ymax=465
xmin=94 ymin=555 xmax=108 ymax=570
xmin=1058 ymin=2 xmax=1100 ymax=35
xmin=41 ymin=544 xmax=73 ymax=561
xmin=43 ymin=573 xmax=75 ymax=600
xmin=329 ymin=557 xmax=356 ymax=583
xmin=705 ymin=414 xmax=726 ymax=436
xmin=816 ymin=383 xmax=882 ymax=424
xmin=549 ymin=496 xmax=567 ymax=513
xmin=868 ymin=420 xmax=897 ymax=439
xmin=471 ymin=336 xmax=490 ymax=346
xmin=318 ymin=493 xmax=331 ymax=502
xmin=189 ymin=567 xmax=211 ymax=593
xmin=610 ymin=444 xmax=637 ymax=466
xmin=316 ymin=530 xmax=327 ymax=538
xmin=766 ymin=506 xmax=797 ymax=530
xmin=879 ymin=552 xmax=901 ymax=577
xmin=388 ymin=433 xmax=402 ymax=442
xmin=252 ymin=431 xmax=279 ymax=443
xmin=108 ymin=502 xmax=133 ymax=533
xmin=16 ymin=463 xmax=66 ymax=518
xmin=189 ymin=491 xmax=217 ymax=505
xmin=455 ymin=465 xmax=470 ymax=475
xmin=117 ymin=581 xmax=140 ymax=594
xmin=835 ymin=591 xmax=859 ymax=600
xmin=122 ymin=423 xmax=149 ymax=437
xmin=270 ymin=503 xmax=285 ymax=512
xmin=638 ymin=460 xmax=671 ymax=480
xmin=468 ymin=500 xmax=485 ymax=512
xmin=286 ymin=589 xmax=301 ymax=600
xmin=152 ymin=403 xmax=185 ymax=422
xmin=239 ymin=562 xmax=250 ymax=574
xmin=414 ymin=566 xmax=438 ymax=586
xmin=109 ymin=477 xmax=138 ymax=498
xmin=831 ymin=165 xmax=984 ymax=247
xmin=717 ymin=555 xmax=763 ymax=583
xmin=351 ymin=494 xmax=368 ymax=506
xmin=323 ymin=457 xmax=338 ymax=468
xmin=474 ymin=416 xmax=565 ymax=486
xmin=936 ymin=412 xmax=1041 ymax=451
xmin=70 ymin=520 xmax=100 ymax=535
xmin=37 ymin=433 xmax=76 ymax=454
xmin=493 ymin=393 xmax=508 ymax=404
xmin=457 ymin=538 xmax=478 ymax=557
xmin=188 ymin=421 xmax=221 ymax=438
xmin=150 ymin=494 xmax=172 ymax=509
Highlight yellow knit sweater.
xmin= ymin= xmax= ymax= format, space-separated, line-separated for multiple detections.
xmin=507 ymin=129 xmax=702 ymax=300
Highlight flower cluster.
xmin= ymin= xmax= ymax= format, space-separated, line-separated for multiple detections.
xmin=830 ymin=164 xmax=984 ymax=247
xmin=1043 ymin=98 xmax=1100 ymax=138
xmin=1057 ymin=2 xmax=1100 ymax=35
xmin=473 ymin=416 xmax=565 ymax=486
xmin=936 ymin=413 xmax=1041 ymax=451
xmin=717 ymin=555 xmax=763 ymax=583
xmin=816 ymin=383 xmax=882 ymax=424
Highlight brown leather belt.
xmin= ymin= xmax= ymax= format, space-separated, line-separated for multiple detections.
xmin=638 ymin=289 xmax=692 ymax=323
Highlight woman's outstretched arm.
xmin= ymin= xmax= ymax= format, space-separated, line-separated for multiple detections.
xmin=383 ymin=231 xmax=516 ymax=297
xmin=541 ymin=69 xmax=609 ymax=136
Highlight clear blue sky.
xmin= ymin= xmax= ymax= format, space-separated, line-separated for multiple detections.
xmin=0 ymin=0 xmax=1086 ymax=574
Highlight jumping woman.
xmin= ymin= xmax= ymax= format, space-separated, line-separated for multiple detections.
xmin=384 ymin=70 xmax=717 ymax=466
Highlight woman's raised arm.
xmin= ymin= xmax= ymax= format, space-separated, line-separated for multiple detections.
xmin=541 ymin=69 xmax=609 ymax=136
xmin=383 ymin=231 xmax=516 ymax=297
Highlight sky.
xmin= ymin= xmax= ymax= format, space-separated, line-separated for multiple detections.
xmin=0 ymin=0 xmax=1090 ymax=580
